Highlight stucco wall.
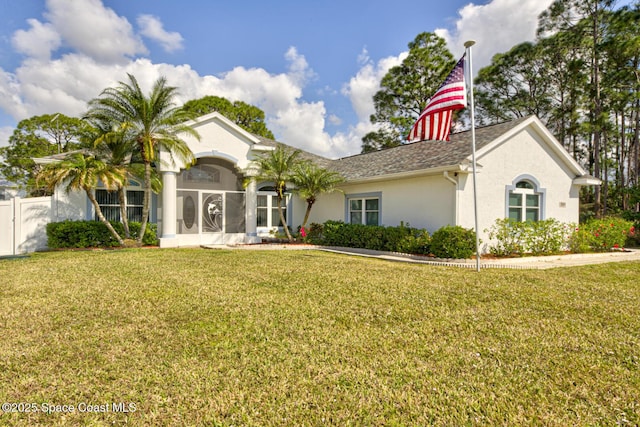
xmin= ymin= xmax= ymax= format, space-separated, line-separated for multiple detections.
xmin=458 ymin=126 xmax=580 ymax=248
xmin=161 ymin=114 xmax=258 ymax=172
xmin=54 ymin=186 xmax=88 ymax=221
xmin=302 ymin=124 xmax=583 ymax=253
xmin=304 ymin=174 xmax=456 ymax=233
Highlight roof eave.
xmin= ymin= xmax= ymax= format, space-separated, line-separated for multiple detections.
xmin=33 ymin=157 xmax=61 ymax=165
xmin=339 ymin=164 xmax=469 ymax=185
xmin=573 ymin=175 xmax=601 ymax=186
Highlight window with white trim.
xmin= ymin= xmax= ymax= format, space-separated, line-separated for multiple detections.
xmin=257 ymin=191 xmax=289 ymax=229
xmin=348 ymin=197 xmax=380 ymax=225
xmin=508 ymin=180 xmax=540 ymax=221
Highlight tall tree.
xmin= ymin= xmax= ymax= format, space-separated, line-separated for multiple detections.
xmin=538 ymin=31 xmax=588 ymax=158
xmin=37 ymin=152 xmax=127 ymax=245
xmin=85 ymin=74 xmax=199 ymax=244
xmin=251 ymin=144 xmax=302 ymax=242
xmin=603 ymin=3 xmax=640 ymax=212
xmin=0 ymin=114 xmax=92 ymax=196
xmin=362 ymin=32 xmax=456 ymax=152
xmin=475 ymin=42 xmax=555 ymax=125
xmin=291 ymin=162 xmax=344 ymax=230
xmin=539 ymin=0 xmax=617 ymax=216
xmin=181 ymin=95 xmax=275 ymax=139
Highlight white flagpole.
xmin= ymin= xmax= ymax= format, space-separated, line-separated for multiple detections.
xmin=464 ymin=40 xmax=481 ymax=272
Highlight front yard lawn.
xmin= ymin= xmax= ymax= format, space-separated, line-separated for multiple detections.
xmin=0 ymin=249 xmax=638 ymax=426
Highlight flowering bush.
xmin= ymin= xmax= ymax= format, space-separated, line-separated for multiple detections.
xmin=485 ymin=218 xmax=569 ymax=256
xmin=569 ymin=217 xmax=635 ymax=252
xmin=567 ymin=226 xmax=592 ymax=254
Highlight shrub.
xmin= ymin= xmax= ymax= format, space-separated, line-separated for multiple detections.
xmin=47 ymin=220 xmax=121 ymax=248
xmin=485 ymin=218 xmax=524 ymax=256
xmin=318 ymin=220 xmax=431 ymax=255
xmin=430 ymin=225 xmax=476 ymax=259
xmin=395 ymin=229 xmax=431 ymax=255
xmin=621 ymin=210 xmax=640 ymax=247
xmin=570 ymin=217 xmax=634 ymax=253
xmin=300 ymin=222 xmax=324 ymax=244
xmin=129 ymin=222 xmax=159 ymax=246
xmin=567 ymin=226 xmax=593 ymax=254
xmin=526 ymin=219 xmax=569 ymax=255
xmin=46 ymin=220 xmax=158 ymax=249
xmin=485 ymin=218 xmax=568 ymax=256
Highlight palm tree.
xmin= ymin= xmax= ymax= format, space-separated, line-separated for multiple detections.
xmin=252 ymin=144 xmax=302 ymax=241
xmin=89 ymin=122 xmax=136 ymax=238
xmin=292 ymin=162 xmax=345 ymax=230
xmin=85 ymin=74 xmax=199 ymax=244
xmin=37 ymin=152 xmax=127 ymax=246
xmin=89 ymin=122 xmax=162 ymax=240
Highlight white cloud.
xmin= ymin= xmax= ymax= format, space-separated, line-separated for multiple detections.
xmin=435 ymin=0 xmax=554 ymax=71
xmin=0 ymin=0 xmax=556 ymax=159
xmin=44 ymin=0 xmax=147 ymax=64
xmin=137 ymin=14 xmax=184 ymax=53
xmin=0 ymin=126 xmax=14 ymax=149
xmin=328 ymin=114 xmax=342 ymax=126
xmin=0 ymin=42 xmax=361 ymax=157
xmin=0 ymin=69 xmax=28 ymax=120
xmin=342 ymin=49 xmax=407 ymax=122
xmin=11 ymin=19 xmax=61 ymax=60
xmin=285 ymin=46 xmax=317 ymax=87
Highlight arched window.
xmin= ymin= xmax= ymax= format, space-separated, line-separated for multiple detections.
xmin=177 ymin=158 xmax=242 ymax=191
xmin=506 ymin=176 xmax=545 ymax=222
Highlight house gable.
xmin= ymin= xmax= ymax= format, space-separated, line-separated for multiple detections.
xmin=473 ymin=115 xmax=589 ymax=179
xmin=159 ymin=111 xmax=265 ymax=172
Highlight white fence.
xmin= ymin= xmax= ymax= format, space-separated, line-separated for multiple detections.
xmin=0 ymin=196 xmax=52 ymax=256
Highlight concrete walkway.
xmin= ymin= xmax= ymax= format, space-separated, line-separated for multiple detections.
xmin=205 ymin=244 xmax=640 ymax=270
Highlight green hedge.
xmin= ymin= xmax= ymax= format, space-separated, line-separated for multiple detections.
xmin=316 ymin=221 xmax=432 ymax=255
xmin=46 ymin=220 xmax=158 ymax=248
xmin=429 ymin=225 xmax=476 ymax=259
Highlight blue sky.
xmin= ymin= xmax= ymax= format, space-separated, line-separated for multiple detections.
xmin=0 ymin=0 xmax=555 ymax=158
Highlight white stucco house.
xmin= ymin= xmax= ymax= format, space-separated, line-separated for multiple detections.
xmin=46 ymin=112 xmax=599 ymax=251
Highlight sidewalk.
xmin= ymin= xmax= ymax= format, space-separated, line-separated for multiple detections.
xmin=206 ymin=244 xmax=640 ymax=270
xmin=319 ymin=247 xmax=640 ymax=269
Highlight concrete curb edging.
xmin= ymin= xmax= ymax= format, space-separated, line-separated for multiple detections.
xmin=203 ymin=244 xmax=640 ymax=270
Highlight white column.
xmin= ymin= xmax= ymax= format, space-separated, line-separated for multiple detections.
xmin=244 ymin=178 xmax=260 ymax=244
xmin=159 ymin=171 xmax=178 ymax=248
xmin=243 ymin=167 xmax=259 ymax=244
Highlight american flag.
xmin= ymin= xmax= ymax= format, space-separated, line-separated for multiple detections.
xmin=408 ymin=56 xmax=467 ymax=142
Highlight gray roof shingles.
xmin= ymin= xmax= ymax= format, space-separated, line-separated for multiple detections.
xmin=254 ymin=116 xmax=531 ymax=181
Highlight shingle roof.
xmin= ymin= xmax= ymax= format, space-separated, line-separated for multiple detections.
xmin=252 ymin=135 xmax=334 ymax=169
xmin=253 ymin=117 xmax=532 ymax=181
xmin=329 ymin=116 xmax=531 ymax=180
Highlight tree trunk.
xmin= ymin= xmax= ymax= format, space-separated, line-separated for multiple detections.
xmin=634 ymin=100 xmax=640 ymax=212
xmin=118 ymin=187 xmax=130 ymax=238
xmin=592 ymin=10 xmax=602 ymax=218
xmin=137 ymin=161 xmax=151 ymax=245
xmin=301 ymin=202 xmax=313 ymax=230
xmin=276 ymin=194 xmax=293 ymax=242
xmin=86 ymin=189 xmax=125 ymax=246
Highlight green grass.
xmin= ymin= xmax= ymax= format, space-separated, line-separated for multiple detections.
xmin=0 ymin=248 xmax=639 ymax=426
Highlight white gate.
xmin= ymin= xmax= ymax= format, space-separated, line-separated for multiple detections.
xmin=0 ymin=197 xmax=52 ymax=256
